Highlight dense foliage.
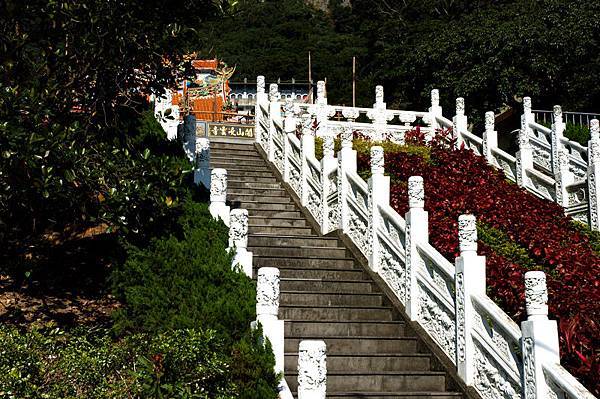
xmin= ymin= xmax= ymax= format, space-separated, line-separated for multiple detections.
xmin=0 ymin=325 xmax=273 ymax=398
xmin=352 ymin=133 xmax=599 ymax=394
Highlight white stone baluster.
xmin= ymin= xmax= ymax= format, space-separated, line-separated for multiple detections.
xmin=587 ymin=119 xmax=600 ymax=230
xmin=255 ymin=267 xmax=284 ymax=374
xmin=555 ymin=147 xmax=574 ymax=207
xmin=405 ymin=176 xmax=429 ymax=317
xmin=297 ymin=340 xmax=327 ymax=399
xmin=516 ymin=97 xmax=534 ymax=188
xmin=454 ymin=214 xmax=486 ymax=385
xmin=321 ymin=134 xmax=337 ymax=233
xmin=194 ymin=137 xmax=210 ymax=189
xmin=521 ymin=271 xmax=560 ymax=399
xmin=255 ymin=75 xmax=267 ymax=145
xmin=453 ymin=97 xmax=468 ymax=148
xmin=368 ymin=146 xmax=390 ymax=272
xmin=209 ymin=168 xmax=230 ymax=225
xmin=482 ymin=111 xmax=498 ymax=166
xmin=282 ymin=99 xmax=296 ymax=183
xmin=429 ymin=89 xmax=443 ymax=134
xmin=338 ymin=128 xmax=357 ymax=233
xmin=551 ymin=105 xmax=566 ymax=175
xmin=268 ymin=83 xmax=281 ymax=162
xmin=228 ymin=209 xmax=253 ymax=277
xmin=300 ymin=113 xmax=316 ymax=207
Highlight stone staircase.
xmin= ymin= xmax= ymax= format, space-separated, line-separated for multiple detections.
xmin=210 ymin=137 xmax=465 ymax=399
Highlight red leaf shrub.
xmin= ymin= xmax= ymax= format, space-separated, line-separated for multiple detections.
xmin=356 ymin=133 xmax=600 ymax=394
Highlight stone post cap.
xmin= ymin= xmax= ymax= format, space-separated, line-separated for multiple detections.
xmin=257 ymin=75 xmax=265 ymax=93
xmin=458 ymin=214 xmax=477 ymax=253
xmin=317 ymin=81 xmax=326 ymax=99
xmin=431 ymin=89 xmax=439 ymax=107
xmin=375 ymin=85 xmax=384 ymax=105
xmin=371 ymin=146 xmax=384 ymax=174
xmin=525 ymin=271 xmax=548 ymax=318
xmin=269 ymin=83 xmax=279 ymax=101
xmin=485 ymin=112 xmax=495 ymax=131
xmin=523 ymin=97 xmax=532 ymax=113
xmin=553 ymin=105 xmax=563 ymax=120
xmin=299 ymin=339 xmax=327 ymax=353
xmin=341 ymin=128 xmax=353 ymax=149
xmin=211 ymin=168 xmax=227 ymax=177
xmin=408 ymin=176 xmax=424 ymax=208
xmin=456 ymin=97 xmax=465 ymax=116
xmin=590 ymin=119 xmax=599 ymax=141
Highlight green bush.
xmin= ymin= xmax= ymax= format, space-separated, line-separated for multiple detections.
xmin=0 ymin=326 xmax=239 ymax=398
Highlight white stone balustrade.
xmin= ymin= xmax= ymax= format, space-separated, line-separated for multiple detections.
xmin=228 ymin=209 xmax=252 ymax=277
xmin=588 ymin=119 xmax=600 ymax=230
xmin=253 ymin=77 xmax=598 ymax=399
xmin=297 ymin=340 xmax=327 ymax=399
xmin=209 ymin=168 xmax=229 ymax=225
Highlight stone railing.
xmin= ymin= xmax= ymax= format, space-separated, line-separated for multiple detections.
xmin=254 ymin=78 xmax=597 ymax=399
xmin=255 ymin=78 xmax=600 ymax=230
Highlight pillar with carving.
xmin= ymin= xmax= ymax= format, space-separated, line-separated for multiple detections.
xmin=454 ymin=214 xmax=486 ymax=384
xmin=482 ymin=111 xmax=498 ymax=167
xmin=368 ymin=146 xmax=390 ymax=272
xmin=194 ymin=137 xmax=210 ymax=189
xmin=255 ymin=75 xmax=267 ymax=145
xmin=520 ymin=271 xmax=560 ymax=399
xmin=228 ymin=209 xmax=253 ymax=277
xmin=516 ymin=97 xmax=534 ymax=188
xmin=453 ymin=97 xmax=468 ymax=149
xmin=297 ymin=340 xmax=327 ymax=399
xmin=429 ymin=89 xmax=443 ymax=134
xmin=321 ymin=134 xmax=337 ymax=234
xmin=405 ymin=176 xmax=429 ymax=317
xmin=209 ymin=168 xmax=230 ymax=225
xmin=587 ymin=119 xmax=600 ymax=230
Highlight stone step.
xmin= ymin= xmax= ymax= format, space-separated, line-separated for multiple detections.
xmin=228 ymin=181 xmax=282 ymax=190
xmin=254 ymin=256 xmax=356 ymax=270
xmin=284 ymin=353 xmax=432 ymax=372
xmin=224 ymin=170 xmax=277 ymax=179
xmin=248 ymin=217 xmax=308 ymax=228
xmin=273 ymin=268 xmax=367 ymax=280
xmin=284 ymin=336 xmax=417 ymax=354
xmin=304 ymin=392 xmax=463 ymax=399
xmin=227 ymin=186 xmax=287 ymax=196
xmin=281 ymin=291 xmax=381 ymax=306
xmin=286 ymin=371 xmax=448 ymax=393
xmin=214 ymin=164 xmax=273 ymax=173
xmin=248 ymin=234 xmax=338 ymax=247
xmin=211 ymin=148 xmax=261 ymax=157
xmin=280 ymin=278 xmax=375 ymax=293
xmin=247 ymin=210 xmax=303 ymax=218
xmin=284 ymin=320 xmax=406 ymax=337
xmin=249 ymin=245 xmax=348 ymax=258
xmin=248 ymin=225 xmax=313 ymax=235
xmin=229 ymin=194 xmax=293 ymax=204
xmin=280 ymin=305 xmax=394 ymax=322
xmin=209 ymin=140 xmax=255 ymax=148
xmin=228 ymin=176 xmax=278 ymax=183
xmin=211 ymin=156 xmax=266 ymax=167
xmin=241 ymin=202 xmax=297 ymax=211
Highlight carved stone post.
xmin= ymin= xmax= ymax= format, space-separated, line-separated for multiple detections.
xmin=453 ymin=98 xmax=468 ymax=148
xmin=521 ymin=271 xmax=560 ymax=399
xmin=228 ymin=209 xmax=253 ymax=277
xmin=338 ymin=128 xmax=357 ymax=233
xmin=282 ymin=99 xmax=296 ymax=182
xmin=194 ymin=137 xmax=210 ymax=189
xmin=482 ymin=111 xmax=498 ymax=166
xmin=182 ymin=114 xmax=197 ymax=162
xmin=368 ymin=85 xmax=390 ymax=142
xmin=555 ymin=147 xmax=574 ymax=207
xmin=300 ymin=113 xmax=316 ymax=207
xmin=551 ymin=105 xmax=566 ymax=175
xmin=454 ymin=214 xmax=486 ymax=385
xmin=517 ymin=97 xmax=534 ymax=188
xmin=209 ymin=168 xmax=230 ymax=225
xmin=368 ymin=146 xmax=390 ymax=272
xmin=297 ymin=340 xmax=327 ymax=399
xmin=321 ymin=134 xmax=337 ymax=234
xmin=255 ymin=267 xmax=284 ymax=374
xmin=587 ymin=119 xmax=600 ymax=230
xmin=313 ymin=81 xmax=329 ymax=137
xmin=428 ymin=89 xmax=443 ymax=135
xmin=255 ymin=75 xmax=267 ymax=145
xmin=268 ymin=83 xmax=281 ymax=162
xmin=405 ymin=176 xmax=429 ymax=317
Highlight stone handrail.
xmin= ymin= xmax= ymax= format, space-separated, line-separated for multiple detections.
xmin=253 ymin=77 xmax=597 ymax=399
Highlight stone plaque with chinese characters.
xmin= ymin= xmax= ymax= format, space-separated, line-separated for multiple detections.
xmin=207 ymin=123 xmax=255 ymax=138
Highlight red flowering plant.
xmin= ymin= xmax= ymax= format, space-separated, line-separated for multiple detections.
xmin=355 ymin=129 xmax=600 ymax=395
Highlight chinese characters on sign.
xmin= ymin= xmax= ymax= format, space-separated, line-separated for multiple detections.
xmin=207 ymin=123 xmax=255 ymax=138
